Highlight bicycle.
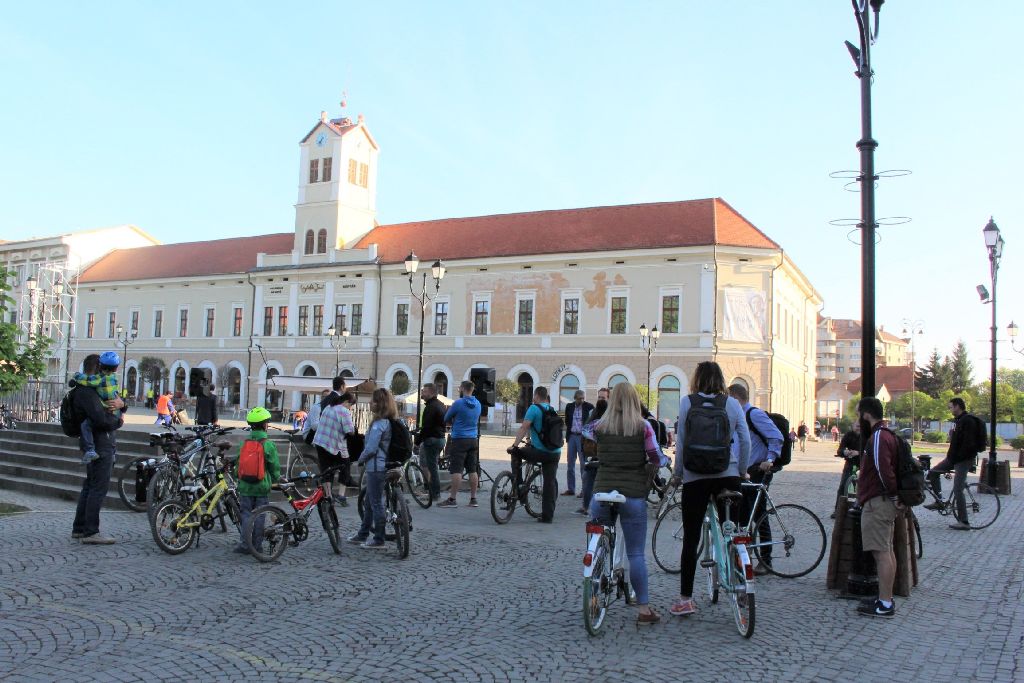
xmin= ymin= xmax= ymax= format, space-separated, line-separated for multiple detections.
xmin=244 ymin=465 xmax=342 ymax=561
xmin=920 ymin=464 xmax=1000 ymax=530
xmin=403 ymin=451 xmax=434 ymax=509
xmin=582 ymin=491 xmax=637 ymax=636
xmin=490 ymin=447 xmax=545 ymax=524
xmin=272 ymin=427 xmax=320 ymax=497
xmin=355 ymin=463 xmax=412 ymax=559
xmin=840 ymin=460 xmax=926 ymax=559
xmin=0 ymin=404 xmax=16 ymax=430
xmin=149 ymin=457 xmax=242 ymax=554
xmin=699 ymin=489 xmax=756 ymax=638
xmin=139 ymin=426 xmax=235 ymax=519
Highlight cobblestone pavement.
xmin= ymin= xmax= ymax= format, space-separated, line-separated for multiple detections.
xmin=1 ymin=441 xmax=1021 ymax=683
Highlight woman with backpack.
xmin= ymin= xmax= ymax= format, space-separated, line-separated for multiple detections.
xmin=588 ymin=383 xmax=664 ymax=625
xmin=668 ymin=361 xmax=751 ymax=617
xmin=348 ymin=388 xmax=398 ymax=549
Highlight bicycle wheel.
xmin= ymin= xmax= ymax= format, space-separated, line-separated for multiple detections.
xmin=147 ymin=465 xmax=183 ymax=520
xmin=246 ymin=505 xmax=290 ymax=562
xmin=287 ymin=450 xmax=319 ymax=498
xmin=489 ymin=471 xmax=517 ymax=524
xmin=393 ymin=494 xmax=411 ymax=559
xmin=221 ymin=493 xmax=241 ymax=531
xmin=728 ymin=564 xmax=755 ymax=639
xmin=646 ymin=466 xmax=673 ymax=505
xmin=524 ymin=469 xmax=544 ymax=519
xmin=655 ymin=483 xmax=681 ymax=520
xmin=652 ymin=502 xmax=684 ymax=574
xmin=117 ymin=457 xmax=150 ymax=512
xmin=963 ymin=483 xmax=1000 ymax=529
xmin=318 ymin=500 xmax=341 ymax=555
xmin=911 ymin=512 xmax=923 ymax=559
xmin=703 ymin=525 xmax=719 ymax=604
xmin=150 ymin=500 xmax=195 ymax=555
xmin=753 ymin=503 xmax=826 ymax=579
xmin=583 ymin=535 xmax=612 ymax=636
xmin=356 ymin=485 xmax=366 ymax=521
xmin=404 ymin=462 xmax=432 ymax=509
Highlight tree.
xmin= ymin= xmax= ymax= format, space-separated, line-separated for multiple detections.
xmin=0 ymin=266 xmax=50 ymax=394
xmin=997 ymin=367 xmax=1024 ymax=392
xmin=635 ymin=384 xmax=658 ymax=411
xmin=969 ymin=382 xmax=1017 ymax=423
xmin=916 ymin=348 xmax=951 ymax=398
xmin=948 ymin=340 xmax=973 ymax=394
xmin=890 ymin=391 xmax=933 ymax=428
xmin=138 ymin=356 xmax=167 ymax=392
xmin=496 ymin=378 xmax=519 ymax=406
xmin=389 ymin=372 xmax=410 ymax=395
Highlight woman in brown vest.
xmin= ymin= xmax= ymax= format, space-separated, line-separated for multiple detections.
xmin=590 ymin=383 xmax=664 ymax=625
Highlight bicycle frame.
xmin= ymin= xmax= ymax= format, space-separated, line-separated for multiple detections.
xmin=704 ymin=498 xmax=755 ymax=597
xmin=583 ymin=506 xmax=625 ymax=581
xmin=175 ymin=475 xmax=231 ymax=530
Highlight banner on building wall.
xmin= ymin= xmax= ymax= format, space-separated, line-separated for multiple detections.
xmin=722 ymin=288 xmax=766 ymax=343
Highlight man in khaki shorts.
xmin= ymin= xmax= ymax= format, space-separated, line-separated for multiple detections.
xmin=854 ymin=396 xmax=902 ymax=617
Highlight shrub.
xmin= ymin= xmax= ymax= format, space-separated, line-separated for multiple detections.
xmin=1010 ymin=435 xmax=1024 ymax=450
xmin=923 ymin=431 xmax=946 ymax=443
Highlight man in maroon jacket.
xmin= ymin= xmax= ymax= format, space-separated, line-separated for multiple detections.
xmin=855 ymin=396 xmax=902 ymax=617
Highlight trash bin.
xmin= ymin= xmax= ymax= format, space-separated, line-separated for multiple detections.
xmin=845 ymin=505 xmax=878 ymax=598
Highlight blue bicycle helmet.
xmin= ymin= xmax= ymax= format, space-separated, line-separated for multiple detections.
xmin=99 ymin=351 xmax=121 ymax=367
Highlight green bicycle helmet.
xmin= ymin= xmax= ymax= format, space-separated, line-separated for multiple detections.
xmin=246 ymin=406 xmax=272 ymax=423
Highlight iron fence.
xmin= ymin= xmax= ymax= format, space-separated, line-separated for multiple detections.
xmin=0 ymin=380 xmax=68 ymax=423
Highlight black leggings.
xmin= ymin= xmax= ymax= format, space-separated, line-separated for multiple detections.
xmin=679 ymin=476 xmax=742 ymax=597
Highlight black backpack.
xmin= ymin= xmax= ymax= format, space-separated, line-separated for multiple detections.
xmin=966 ymin=414 xmax=987 ymax=453
xmin=386 ymin=419 xmax=413 ymax=464
xmin=59 ymin=387 xmax=82 ymax=437
xmin=647 ymin=417 xmax=668 ymax=447
xmin=745 ymin=407 xmax=792 ymax=470
xmin=882 ymin=428 xmax=926 ymax=507
xmin=536 ymin=405 xmax=565 ymax=450
xmin=682 ymin=393 xmax=732 ymax=474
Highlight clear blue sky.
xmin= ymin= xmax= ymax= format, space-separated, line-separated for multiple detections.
xmin=2 ymin=1 xmax=1021 ymax=374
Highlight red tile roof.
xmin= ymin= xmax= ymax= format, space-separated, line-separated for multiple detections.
xmin=847 ymin=365 xmax=915 ymax=395
xmin=356 ymin=198 xmax=778 ymax=263
xmin=80 ymin=233 xmax=294 ymax=283
xmin=832 ymin=319 xmax=863 ymax=340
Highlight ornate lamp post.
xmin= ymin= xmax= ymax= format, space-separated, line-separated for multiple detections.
xmin=639 ymin=323 xmax=660 ymax=407
xmin=900 ymin=319 xmax=924 ymax=443
xmin=325 ymin=325 xmax=350 ymax=377
xmin=404 ymin=251 xmax=445 ymax=428
xmin=982 ymin=218 xmax=1004 ymax=487
xmin=114 ymin=323 xmax=139 ymax=396
xmin=1008 ymin=321 xmax=1023 ymax=356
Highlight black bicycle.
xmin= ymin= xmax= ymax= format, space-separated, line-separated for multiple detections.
xmin=490 ymin=446 xmax=545 ymax=524
xmin=355 ymin=463 xmax=412 ymax=559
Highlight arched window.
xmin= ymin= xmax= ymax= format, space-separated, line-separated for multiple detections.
xmin=265 ymin=367 xmax=281 ymax=409
xmin=174 ymin=367 xmax=186 ymax=395
xmin=317 ymin=229 xmax=328 ymax=254
xmin=304 ymin=230 xmax=314 ymax=255
xmin=226 ymin=368 xmax=242 ymax=406
xmin=657 ymin=375 xmax=681 ymax=424
xmin=516 ymin=372 xmax=533 ymax=421
xmin=608 ymin=373 xmax=629 ymax=388
xmin=730 ymin=377 xmax=750 ymax=394
xmin=126 ymin=367 xmax=138 ymax=398
xmin=558 ymin=373 xmax=580 ymax=410
xmin=433 ymin=371 xmax=449 ymax=398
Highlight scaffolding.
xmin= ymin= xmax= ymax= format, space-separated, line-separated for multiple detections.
xmin=18 ymin=260 xmax=79 ymax=384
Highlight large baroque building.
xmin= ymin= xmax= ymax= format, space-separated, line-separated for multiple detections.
xmin=71 ymin=110 xmax=821 ymax=426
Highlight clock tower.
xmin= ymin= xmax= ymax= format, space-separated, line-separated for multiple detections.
xmin=294 ymin=108 xmax=379 ymax=255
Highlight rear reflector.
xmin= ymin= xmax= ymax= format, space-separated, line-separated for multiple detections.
xmin=585 ymin=523 xmax=605 ymax=535
xmin=745 ymin=563 xmax=754 ymax=580
xmin=733 ymin=536 xmax=751 ymax=545
xmin=583 ymin=552 xmax=593 ymax=567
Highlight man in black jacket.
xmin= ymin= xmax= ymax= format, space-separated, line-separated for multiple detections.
xmin=563 ymin=390 xmax=593 ymax=497
xmin=195 ymin=384 xmax=218 ymax=425
xmin=72 ymin=353 xmax=126 ymax=544
xmin=925 ymin=397 xmax=981 ymax=529
xmin=415 ymin=383 xmax=447 ymax=502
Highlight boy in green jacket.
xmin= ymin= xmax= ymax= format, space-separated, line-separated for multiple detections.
xmin=234 ymin=407 xmax=281 ymax=554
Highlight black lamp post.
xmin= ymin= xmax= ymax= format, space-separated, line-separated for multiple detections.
xmin=639 ymin=323 xmax=660 ymax=407
xmin=404 ymin=251 xmax=445 ymax=428
xmin=325 ymin=325 xmax=350 ymax=377
xmin=900 ymin=319 xmax=924 ymax=443
xmin=845 ymin=0 xmax=886 ymax=398
xmin=982 ymin=217 xmax=1004 ymax=487
xmin=115 ymin=323 xmax=139 ymax=396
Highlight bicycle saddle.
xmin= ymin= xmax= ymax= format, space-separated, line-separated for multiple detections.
xmin=593 ymin=491 xmax=627 ymax=504
xmin=214 ymin=440 xmax=232 ymax=451
xmin=385 ymin=468 xmax=402 ymax=483
xmin=716 ymin=491 xmax=744 ymax=503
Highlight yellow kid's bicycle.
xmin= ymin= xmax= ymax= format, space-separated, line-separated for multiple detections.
xmin=150 ymin=460 xmax=242 ymax=555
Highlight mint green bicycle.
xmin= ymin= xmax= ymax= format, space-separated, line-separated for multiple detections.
xmin=700 ymin=490 xmax=756 ymax=638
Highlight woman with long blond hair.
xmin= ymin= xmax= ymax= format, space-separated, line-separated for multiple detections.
xmin=590 ymin=382 xmax=664 ymax=625
xmin=349 ymin=388 xmax=399 ymax=549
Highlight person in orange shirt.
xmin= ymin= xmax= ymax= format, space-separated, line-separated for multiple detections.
xmin=155 ymin=391 xmax=174 ymax=427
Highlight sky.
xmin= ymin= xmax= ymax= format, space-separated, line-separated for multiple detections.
xmin=2 ymin=1 xmax=1022 ymax=375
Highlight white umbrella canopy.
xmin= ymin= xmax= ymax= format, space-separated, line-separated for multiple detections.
xmin=395 ymin=391 xmax=453 ymax=407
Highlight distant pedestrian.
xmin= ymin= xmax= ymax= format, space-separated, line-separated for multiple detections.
xmin=563 ymin=390 xmax=594 ymax=497
xmin=831 ymin=424 xmax=840 ymax=442
xmin=797 ymin=421 xmax=809 ymax=452
xmin=924 ymin=397 xmax=984 ymax=530
xmin=835 ymin=421 xmax=863 ymax=504
xmin=195 ymin=384 xmax=218 ymax=426
xmin=414 ymin=383 xmax=446 ymax=503
xmin=155 ymin=391 xmax=174 ymax=427
xmin=440 ymin=381 xmax=483 ymax=508
xmin=145 ymin=387 xmax=155 ymax=409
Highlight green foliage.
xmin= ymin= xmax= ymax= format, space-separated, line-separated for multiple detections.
xmin=1009 ymin=435 xmax=1024 ymax=450
xmin=634 ymin=383 xmax=658 ymax=409
xmin=916 ymin=348 xmax=952 ymax=398
xmin=889 ymin=391 xmax=933 ymax=421
xmin=138 ymin=356 xmax=167 ymax=386
xmin=969 ymin=382 xmax=1017 ymax=423
xmin=948 ymin=340 xmax=973 ymax=393
xmin=389 ymin=372 xmax=410 ymax=395
xmin=496 ymin=378 xmax=519 ymax=405
xmin=0 ymin=266 xmax=50 ymax=393
xmin=923 ymin=430 xmax=947 ymax=443
xmin=997 ymin=368 xmax=1024 ymax=392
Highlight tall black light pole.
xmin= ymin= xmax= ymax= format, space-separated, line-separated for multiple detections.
xmin=325 ymin=325 xmax=349 ymax=377
xmin=982 ymin=218 xmax=1004 ymax=487
xmin=845 ymin=0 xmax=885 ymax=398
xmin=639 ymin=323 xmax=660 ymax=407
xmin=404 ymin=252 xmax=445 ymax=428
xmin=115 ymin=323 xmax=139 ymax=395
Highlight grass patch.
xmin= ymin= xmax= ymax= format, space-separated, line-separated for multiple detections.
xmin=0 ymin=502 xmax=30 ymax=515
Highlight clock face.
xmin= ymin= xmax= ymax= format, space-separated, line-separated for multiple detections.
xmin=315 ymin=132 xmax=327 ymax=147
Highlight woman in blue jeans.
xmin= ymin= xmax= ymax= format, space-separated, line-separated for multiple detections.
xmin=348 ymin=388 xmax=397 ymax=549
xmin=588 ymin=383 xmax=663 ymax=625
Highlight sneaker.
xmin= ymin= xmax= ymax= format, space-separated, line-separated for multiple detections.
xmin=360 ymin=538 xmax=386 ymax=548
xmin=949 ymin=521 xmax=971 ymax=530
xmin=857 ymin=599 xmax=895 ymax=617
xmin=923 ymin=502 xmax=943 ymax=511
xmin=669 ymin=598 xmax=697 ymax=616
xmin=337 ymin=497 xmax=349 ymax=508
xmin=81 ymin=451 xmax=99 ymax=465
xmin=636 ymin=610 xmax=662 ymax=626
xmin=468 ymin=498 xmax=479 ymax=508
xmin=232 ymin=545 xmax=250 ymax=554
xmin=346 ymin=533 xmax=367 ymax=545
xmin=81 ymin=533 xmax=115 ymax=545
xmin=438 ymin=499 xmax=458 ymax=508
xmin=753 ymin=562 xmax=771 ymax=576
xmin=71 ymin=532 xmax=85 ymax=539
xmin=561 ymin=490 xmax=575 ymax=496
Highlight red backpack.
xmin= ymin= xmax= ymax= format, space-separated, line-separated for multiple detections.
xmin=238 ymin=439 xmax=267 ymax=484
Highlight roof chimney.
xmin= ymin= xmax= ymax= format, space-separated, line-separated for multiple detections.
xmin=320 ymin=111 xmax=328 ymax=123
xmin=357 ymin=113 xmax=365 ymax=124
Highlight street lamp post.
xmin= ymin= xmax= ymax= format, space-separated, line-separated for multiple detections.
xmin=901 ymin=319 xmax=924 ymax=443
xmin=1008 ymin=321 xmax=1023 ymax=356
xmin=845 ymin=0 xmax=886 ymax=398
xmin=982 ymin=218 xmax=1004 ymax=488
xmin=325 ymin=325 xmax=350 ymax=377
xmin=404 ymin=251 xmax=445 ymax=428
xmin=115 ymin=323 xmax=139 ymax=396
xmin=639 ymin=323 xmax=660 ymax=407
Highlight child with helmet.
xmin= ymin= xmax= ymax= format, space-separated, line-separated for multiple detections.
xmin=72 ymin=350 xmax=122 ymax=464
xmin=233 ymin=406 xmax=281 ymax=554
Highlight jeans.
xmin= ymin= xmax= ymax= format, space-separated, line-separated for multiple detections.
xmin=514 ymin=445 xmax=560 ymax=522
xmin=155 ymin=413 xmax=172 ymax=427
xmin=238 ymin=495 xmax=269 ymax=549
xmin=420 ymin=437 xmax=445 ymax=500
xmin=72 ymin=449 xmax=115 ymax=537
xmin=565 ymin=434 xmax=584 ymax=493
xmin=581 ymin=462 xmax=598 ymax=509
xmin=679 ymin=476 xmax=742 ymax=597
xmin=80 ymin=419 xmax=96 ymax=454
xmin=358 ymin=470 xmax=386 ymax=542
xmin=928 ymin=456 xmax=971 ymax=522
xmin=743 ymin=466 xmax=773 ymax=562
xmin=588 ymin=496 xmax=650 ymax=605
